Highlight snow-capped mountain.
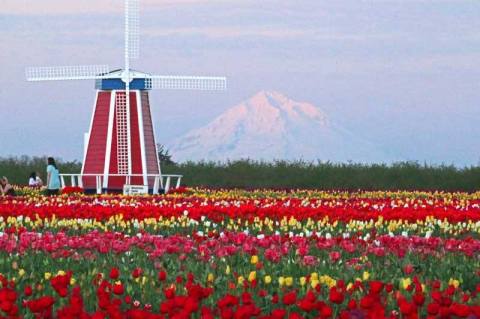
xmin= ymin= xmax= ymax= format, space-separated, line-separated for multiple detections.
xmin=168 ymin=91 xmax=389 ymax=162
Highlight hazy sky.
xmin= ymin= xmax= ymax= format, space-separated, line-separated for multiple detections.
xmin=1 ymin=0 xmax=479 ymax=165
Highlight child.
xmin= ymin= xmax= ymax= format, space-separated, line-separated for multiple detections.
xmin=29 ymin=172 xmax=43 ymax=187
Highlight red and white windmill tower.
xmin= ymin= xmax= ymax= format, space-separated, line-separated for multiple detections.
xmin=26 ymin=0 xmax=226 ymax=193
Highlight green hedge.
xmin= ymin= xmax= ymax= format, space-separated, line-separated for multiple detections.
xmin=1 ymin=156 xmax=479 ymax=191
xmin=164 ymin=160 xmax=480 ymax=192
xmin=0 ymin=156 xmax=81 ymax=185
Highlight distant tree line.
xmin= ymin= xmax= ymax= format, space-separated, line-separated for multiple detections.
xmin=161 ymin=160 xmax=480 ymax=192
xmin=0 ymin=156 xmax=81 ymax=185
xmin=1 ymin=152 xmax=479 ymax=191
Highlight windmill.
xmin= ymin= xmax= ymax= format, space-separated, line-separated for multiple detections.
xmin=25 ymin=0 xmax=226 ymax=193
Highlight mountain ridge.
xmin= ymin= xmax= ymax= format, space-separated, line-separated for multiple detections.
xmin=168 ymin=91 xmax=390 ymax=163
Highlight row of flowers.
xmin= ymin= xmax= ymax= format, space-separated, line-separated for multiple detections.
xmin=14 ymin=185 xmax=480 ymax=200
xmin=0 ymin=195 xmax=480 ymax=229
xmin=1 ymin=230 xmax=479 ymax=260
xmin=0 ymin=230 xmax=478 ymax=309
xmin=9 ymin=187 xmax=480 ymax=209
xmin=0 ymin=214 xmax=479 ymax=238
xmin=0 ymin=189 xmax=479 ymax=317
xmin=1 ymin=259 xmax=479 ymax=318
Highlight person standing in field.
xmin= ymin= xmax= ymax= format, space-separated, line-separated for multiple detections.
xmin=46 ymin=157 xmax=61 ymax=196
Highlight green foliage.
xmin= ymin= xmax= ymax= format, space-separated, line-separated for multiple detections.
xmin=1 ymin=156 xmax=480 ymax=191
xmin=157 ymin=144 xmax=175 ymax=165
xmin=0 ymin=156 xmax=81 ymax=185
xmin=162 ymin=160 xmax=480 ymax=192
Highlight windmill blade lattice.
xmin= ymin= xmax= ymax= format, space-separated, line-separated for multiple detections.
xmin=26 ymin=65 xmax=110 ymax=81
xmin=145 ymin=75 xmax=227 ymax=90
xmin=126 ymin=0 xmax=140 ymax=60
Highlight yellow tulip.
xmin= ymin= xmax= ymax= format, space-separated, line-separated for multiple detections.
xmin=300 ymin=276 xmax=306 ymax=286
xmin=237 ymin=276 xmax=245 ymax=285
xmin=362 ymin=271 xmax=370 ymax=281
xmin=401 ymin=278 xmax=412 ymax=290
xmin=250 ymin=255 xmax=259 ymax=265
xmin=44 ymin=272 xmax=51 ymax=280
xmin=248 ymin=271 xmax=256 ymax=282
xmin=208 ymin=273 xmax=215 ymax=282
xmin=448 ymin=278 xmax=460 ymax=288
xmin=285 ymin=277 xmax=293 ymax=287
xmin=264 ymin=275 xmax=272 ymax=284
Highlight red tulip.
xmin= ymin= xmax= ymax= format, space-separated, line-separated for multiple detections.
xmin=282 ymin=291 xmax=297 ymax=306
xmin=158 ymin=271 xmax=167 ymax=281
xmin=109 ymin=267 xmax=120 ymax=280
xmin=132 ymin=268 xmax=142 ymax=279
xmin=404 ymin=264 xmax=414 ymax=275
xmin=329 ymin=287 xmax=344 ymax=304
xmin=24 ymin=285 xmax=33 ymax=297
xmin=112 ymin=283 xmax=124 ymax=295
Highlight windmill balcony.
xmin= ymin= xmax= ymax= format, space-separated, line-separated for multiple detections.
xmin=59 ymin=173 xmax=182 ymax=195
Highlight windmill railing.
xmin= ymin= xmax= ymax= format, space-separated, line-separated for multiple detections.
xmin=59 ymin=173 xmax=182 ymax=195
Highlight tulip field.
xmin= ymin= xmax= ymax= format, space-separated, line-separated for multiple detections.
xmin=0 ymin=188 xmax=479 ymax=318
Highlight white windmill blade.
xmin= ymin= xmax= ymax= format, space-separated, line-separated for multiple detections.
xmin=26 ymin=65 xmax=110 ymax=81
xmin=145 ymin=75 xmax=227 ymax=90
xmin=126 ymin=0 xmax=140 ymax=60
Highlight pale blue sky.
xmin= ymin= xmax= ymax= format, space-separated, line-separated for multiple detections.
xmin=1 ymin=0 xmax=479 ymax=165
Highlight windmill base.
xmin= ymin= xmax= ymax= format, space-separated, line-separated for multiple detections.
xmin=82 ymin=187 xmax=166 ymax=195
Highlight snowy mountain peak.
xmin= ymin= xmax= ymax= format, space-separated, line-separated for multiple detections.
xmin=251 ymin=90 xmax=289 ymax=104
xmin=244 ymin=90 xmax=328 ymax=125
xmin=168 ymin=91 xmax=387 ymax=162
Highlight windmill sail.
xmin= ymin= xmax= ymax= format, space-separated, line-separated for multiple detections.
xmin=26 ymin=65 xmax=110 ymax=81
xmin=126 ymin=0 xmax=140 ymax=60
xmin=145 ymin=75 xmax=227 ymax=90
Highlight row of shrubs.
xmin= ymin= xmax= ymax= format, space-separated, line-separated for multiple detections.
xmin=0 ymin=156 xmax=81 ymax=186
xmin=161 ymin=160 xmax=480 ymax=192
xmin=2 ymin=156 xmax=476 ymax=192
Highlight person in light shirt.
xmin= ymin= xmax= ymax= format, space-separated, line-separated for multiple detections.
xmin=46 ymin=157 xmax=61 ymax=196
xmin=28 ymin=172 xmax=43 ymax=187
